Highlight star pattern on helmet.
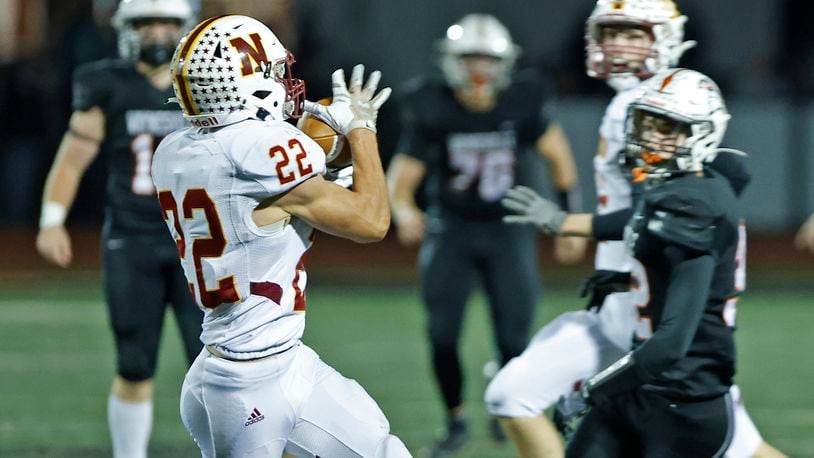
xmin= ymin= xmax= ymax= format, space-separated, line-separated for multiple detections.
xmin=183 ymin=27 xmax=249 ymax=115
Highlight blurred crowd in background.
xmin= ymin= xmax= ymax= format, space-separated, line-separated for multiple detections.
xmin=2 ymin=0 xmax=814 ymax=228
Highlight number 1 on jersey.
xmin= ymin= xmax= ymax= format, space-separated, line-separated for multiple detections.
xmin=131 ymin=133 xmax=157 ymax=195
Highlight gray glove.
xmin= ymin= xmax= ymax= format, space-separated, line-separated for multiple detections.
xmin=501 ymin=186 xmax=567 ymax=235
xmin=303 ymin=64 xmax=392 ymax=134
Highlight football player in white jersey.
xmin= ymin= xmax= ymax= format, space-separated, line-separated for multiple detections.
xmin=485 ymin=1 xmax=784 ymax=457
xmin=151 ymin=15 xmax=410 ymax=457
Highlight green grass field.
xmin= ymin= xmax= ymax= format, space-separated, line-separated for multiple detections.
xmin=1 ymin=275 xmax=812 ymax=457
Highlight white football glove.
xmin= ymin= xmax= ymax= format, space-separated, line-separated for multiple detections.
xmin=303 ymin=64 xmax=392 ymax=135
xmin=501 ymin=186 xmax=567 ymax=235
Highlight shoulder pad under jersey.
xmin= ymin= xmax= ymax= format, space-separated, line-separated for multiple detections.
xmin=643 ymin=174 xmax=733 ymax=252
xmin=224 ymin=120 xmax=327 ymax=197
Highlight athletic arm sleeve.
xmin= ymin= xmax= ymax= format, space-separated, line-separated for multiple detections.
xmin=591 ymin=207 xmax=634 ymax=240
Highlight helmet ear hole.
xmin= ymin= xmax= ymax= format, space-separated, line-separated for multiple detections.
xmin=252 ymin=90 xmax=271 ymax=99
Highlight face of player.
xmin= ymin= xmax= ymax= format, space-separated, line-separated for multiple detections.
xmin=453 ymin=54 xmax=505 ymax=111
xmin=133 ymin=18 xmax=184 ymax=67
xmin=633 ymin=110 xmax=690 ymax=166
xmin=460 ymin=54 xmax=503 ymax=87
xmin=599 ymin=25 xmax=654 ymax=75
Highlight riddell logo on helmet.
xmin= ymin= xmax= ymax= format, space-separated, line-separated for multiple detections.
xmin=190 ymin=116 xmax=220 ymax=127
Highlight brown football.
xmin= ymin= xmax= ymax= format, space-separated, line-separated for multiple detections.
xmin=297 ymin=98 xmax=352 ymax=168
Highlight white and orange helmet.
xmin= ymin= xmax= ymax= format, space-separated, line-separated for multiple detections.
xmin=170 ymin=15 xmax=306 ymax=128
xmin=585 ymin=0 xmax=694 ymax=87
xmin=626 ymin=68 xmax=731 ymax=177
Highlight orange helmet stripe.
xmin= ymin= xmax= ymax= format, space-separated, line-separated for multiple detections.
xmin=174 ymin=15 xmax=229 ymax=116
xmin=659 ymin=69 xmax=685 ymax=91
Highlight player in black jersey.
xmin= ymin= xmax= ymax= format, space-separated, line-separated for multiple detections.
xmin=387 ymin=14 xmax=585 ymax=455
xmin=503 ymin=69 xmax=746 ymax=456
xmin=36 ymin=1 xmax=199 ymax=456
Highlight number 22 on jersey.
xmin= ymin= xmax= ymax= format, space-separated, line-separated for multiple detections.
xmin=158 ymin=188 xmax=240 ymax=309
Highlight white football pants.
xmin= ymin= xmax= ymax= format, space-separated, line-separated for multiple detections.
xmin=181 ymin=343 xmax=411 ymax=457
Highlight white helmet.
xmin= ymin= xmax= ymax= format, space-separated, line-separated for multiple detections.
xmin=585 ymin=0 xmax=694 ymax=89
xmin=625 ymin=68 xmax=731 ymax=178
xmin=112 ymin=0 xmax=195 ymax=65
xmin=170 ymin=15 xmax=306 ymax=128
xmin=437 ymin=14 xmax=521 ymax=92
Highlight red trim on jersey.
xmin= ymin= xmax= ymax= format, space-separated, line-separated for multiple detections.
xmin=249 ymin=281 xmax=284 ymax=305
xmin=293 ymin=258 xmax=307 ymax=312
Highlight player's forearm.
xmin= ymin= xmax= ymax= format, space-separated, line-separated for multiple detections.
xmin=548 ymin=158 xmax=577 ymax=192
xmin=42 ymin=136 xmax=99 ymax=211
xmin=43 ymin=165 xmax=81 ymax=210
xmin=388 ymin=174 xmax=420 ymax=215
xmin=538 ymin=123 xmax=578 ymax=190
xmin=346 ymin=129 xmax=390 ymax=241
xmin=386 ymin=154 xmax=425 ymax=222
xmin=558 ymin=213 xmax=594 ymax=237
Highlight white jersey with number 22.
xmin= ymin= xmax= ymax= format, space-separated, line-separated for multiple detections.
xmin=152 ymin=119 xmax=326 ymax=360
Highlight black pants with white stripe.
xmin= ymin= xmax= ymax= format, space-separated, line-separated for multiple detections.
xmin=567 ymin=389 xmax=733 ymax=458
